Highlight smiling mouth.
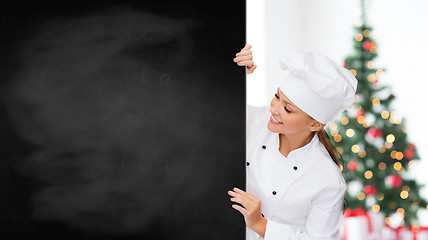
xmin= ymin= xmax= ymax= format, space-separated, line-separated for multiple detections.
xmin=270 ymin=115 xmax=283 ymax=124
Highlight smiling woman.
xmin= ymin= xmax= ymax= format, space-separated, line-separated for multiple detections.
xmin=234 ymin=45 xmax=354 ymax=240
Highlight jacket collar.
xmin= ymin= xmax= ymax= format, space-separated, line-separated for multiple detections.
xmin=272 ymin=130 xmax=320 ymax=168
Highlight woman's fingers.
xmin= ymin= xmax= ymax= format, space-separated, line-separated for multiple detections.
xmin=233 ymin=44 xmax=256 ymax=74
xmin=229 ymin=186 xmax=263 ymax=229
xmin=232 ymin=204 xmax=248 ymax=216
xmin=229 ymin=193 xmax=251 ymax=211
xmin=237 ymin=59 xmax=254 ymax=67
xmin=236 ymin=49 xmax=252 ymax=57
xmin=241 ymin=43 xmax=251 ymax=51
xmin=230 ymin=196 xmax=245 ymax=206
xmin=235 ymin=187 xmax=261 ymax=203
xmin=233 ymin=55 xmax=252 ymax=64
xmin=231 ymin=187 xmax=258 ymax=202
xmin=246 ymin=65 xmax=257 ymax=74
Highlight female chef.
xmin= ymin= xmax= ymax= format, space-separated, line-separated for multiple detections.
xmin=229 ymin=44 xmax=357 ymax=240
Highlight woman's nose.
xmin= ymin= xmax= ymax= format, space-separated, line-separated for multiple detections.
xmin=270 ymin=106 xmax=280 ymax=115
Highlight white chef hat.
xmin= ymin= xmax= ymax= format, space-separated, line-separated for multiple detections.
xmin=277 ymin=52 xmax=358 ymax=125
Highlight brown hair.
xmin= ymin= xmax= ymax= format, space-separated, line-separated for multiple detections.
xmin=316 ymin=129 xmax=349 ymax=214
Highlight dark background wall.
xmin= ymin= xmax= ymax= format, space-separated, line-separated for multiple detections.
xmin=0 ymin=1 xmax=246 ymax=239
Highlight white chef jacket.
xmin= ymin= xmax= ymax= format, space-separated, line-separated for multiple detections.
xmin=246 ymin=104 xmax=347 ymax=240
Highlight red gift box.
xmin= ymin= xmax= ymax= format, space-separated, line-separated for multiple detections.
xmin=342 ymin=207 xmax=373 ymax=240
xmin=385 ymin=223 xmax=428 ymax=240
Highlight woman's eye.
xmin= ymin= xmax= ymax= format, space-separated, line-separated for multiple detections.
xmin=274 ymin=93 xmax=291 ymax=113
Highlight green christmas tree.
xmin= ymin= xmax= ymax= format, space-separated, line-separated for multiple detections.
xmin=326 ymin=0 xmax=427 ymax=227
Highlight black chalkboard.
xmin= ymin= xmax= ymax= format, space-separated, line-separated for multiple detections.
xmin=0 ymin=1 xmax=246 ymax=239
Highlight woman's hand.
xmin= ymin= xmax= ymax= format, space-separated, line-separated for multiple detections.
xmin=233 ymin=44 xmax=257 ymax=74
xmin=228 ymin=187 xmax=265 ymax=232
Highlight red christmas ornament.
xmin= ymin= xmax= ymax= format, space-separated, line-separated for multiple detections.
xmin=347 ymin=161 xmax=358 ymax=171
xmin=408 ymin=143 xmax=416 ymax=150
xmin=363 ymin=184 xmax=377 ymax=195
xmin=363 ymin=40 xmax=372 ymax=51
xmin=355 ymin=110 xmax=365 ymax=118
xmin=343 ymin=61 xmax=349 ymax=68
xmin=367 ymin=127 xmax=382 ymax=138
xmin=387 ymin=175 xmax=402 ymax=188
xmin=404 ymin=149 xmax=415 ymax=160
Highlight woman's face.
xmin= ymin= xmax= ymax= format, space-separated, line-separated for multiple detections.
xmin=267 ymin=87 xmax=317 ymax=135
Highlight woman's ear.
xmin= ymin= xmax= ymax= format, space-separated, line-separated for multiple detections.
xmin=309 ymin=120 xmax=325 ymax=132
